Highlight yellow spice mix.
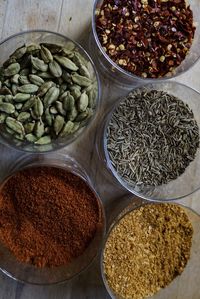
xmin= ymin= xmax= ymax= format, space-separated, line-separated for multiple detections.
xmin=103 ymin=203 xmax=193 ymax=299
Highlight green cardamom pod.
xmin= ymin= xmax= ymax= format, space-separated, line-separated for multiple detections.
xmin=62 ymin=70 xmax=73 ymax=84
xmin=0 ymin=113 xmax=7 ymax=123
xmin=54 ymin=55 xmax=78 ymax=71
xmin=4 ymin=63 xmax=20 ymax=77
xmin=77 ymin=92 xmax=89 ymax=112
xmin=67 ymin=106 xmax=78 ymax=121
xmin=40 ymin=43 xmax=62 ymax=54
xmin=60 ymin=83 xmax=68 ymax=94
xmin=14 ymin=93 xmax=31 ymax=102
xmin=79 ymin=65 xmax=91 ymax=79
xmin=49 ymin=60 xmax=62 ymax=78
xmin=4 ymin=79 xmax=11 ymax=88
xmin=19 ymin=68 xmax=29 ymax=76
xmin=54 ymin=115 xmax=65 ymax=135
xmin=36 ymin=71 xmax=54 ymax=79
xmin=63 ymin=92 xmax=75 ymax=111
xmin=71 ymin=122 xmax=80 ymax=133
xmin=44 ymin=127 xmax=50 ymax=134
xmin=33 ymin=97 xmax=44 ymax=118
xmin=14 ymin=133 xmax=24 ymax=141
xmin=34 ymin=121 xmax=45 ymax=138
xmin=17 ymin=112 xmax=31 ymax=122
xmin=11 ymin=74 xmax=20 ymax=84
xmin=75 ymin=110 xmax=89 ymax=122
xmin=3 ymin=57 xmax=16 ymax=69
xmin=6 ymin=116 xmax=25 ymax=135
xmin=70 ymin=84 xmax=81 ymax=91
xmin=87 ymin=86 xmax=97 ymax=108
xmin=44 ymin=86 xmax=60 ymax=108
xmin=0 ymin=103 xmax=15 ymax=114
xmin=22 ymin=96 xmax=36 ymax=111
xmin=10 ymin=45 xmax=27 ymax=60
xmin=45 ymin=108 xmax=53 ymax=126
xmin=59 ymin=121 xmax=74 ymax=137
xmin=24 ymin=122 xmax=35 ymax=134
xmin=25 ymin=133 xmax=37 ymax=142
xmin=34 ymin=135 xmax=51 ymax=145
xmin=72 ymin=53 xmax=83 ymax=68
xmin=31 ymin=67 xmax=38 ymax=74
xmin=11 ymin=84 xmax=18 ymax=96
xmin=71 ymin=88 xmax=81 ymax=100
xmin=13 ymin=111 xmax=19 ymax=118
xmin=0 ymin=95 xmax=4 ymax=102
xmin=4 ymin=95 xmax=14 ymax=103
xmin=61 ymin=48 xmax=74 ymax=58
xmin=19 ymin=75 xmax=30 ymax=85
xmin=26 ymin=44 xmax=41 ymax=53
xmin=15 ymin=103 xmax=23 ymax=110
xmin=71 ymin=73 xmax=91 ymax=87
xmin=55 ymin=101 xmax=66 ymax=116
xmin=29 ymin=74 xmax=44 ymax=86
xmin=17 ymin=84 xmax=39 ymax=94
xmin=40 ymin=45 xmax=53 ymax=63
xmin=31 ymin=56 xmax=48 ymax=72
xmin=73 ymin=52 xmax=88 ymax=68
xmin=50 ymin=106 xmax=58 ymax=115
xmin=37 ymin=81 xmax=55 ymax=97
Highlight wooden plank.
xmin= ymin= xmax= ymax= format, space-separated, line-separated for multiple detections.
xmin=1 ymin=0 xmax=63 ymax=39
xmin=58 ymin=0 xmax=93 ymax=43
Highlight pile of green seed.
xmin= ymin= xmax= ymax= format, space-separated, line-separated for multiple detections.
xmin=106 ymin=89 xmax=200 ymax=187
xmin=0 ymin=42 xmax=97 ymax=145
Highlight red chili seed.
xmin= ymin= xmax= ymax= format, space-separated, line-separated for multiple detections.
xmin=96 ymin=0 xmax=196 ymax=78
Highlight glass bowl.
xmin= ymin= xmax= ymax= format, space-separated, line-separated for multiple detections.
xmin=101 ymin=200 xmax=200 ymax=299
xmin=91 ymin=0 xmax=200 ymax=88
xmin=97 ymin=81 xmax=200 ymax=201
xmin=0 ymin=30 xmax=101 ymax=153
xmin=0 ymin=153 xmax=106 ymax=285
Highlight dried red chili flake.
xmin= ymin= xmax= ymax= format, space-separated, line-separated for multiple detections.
xmin=96 ymin=0 xmax=196 ymax=78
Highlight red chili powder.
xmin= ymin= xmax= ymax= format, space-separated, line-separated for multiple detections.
xmin=0 ymin=166 xmax=101 ymax=268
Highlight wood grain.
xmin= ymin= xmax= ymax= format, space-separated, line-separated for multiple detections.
xmin=0 ymin=0 xmax=199 ymax=298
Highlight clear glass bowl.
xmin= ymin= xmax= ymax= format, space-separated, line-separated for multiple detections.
xmin=91 ymin=0 xmax=200 ymax=88
xmin=0 ymin=153 xmax=106 ymax=285
xmin=0 ymin=30 xmax=101 ymax=153
xmin=101 ymin=200 xmax=200 ymax=299
xmin=97 ymin=81 xmax=200 ymax=201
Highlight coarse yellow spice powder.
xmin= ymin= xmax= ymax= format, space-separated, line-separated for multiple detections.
xmin=103 ymin=204 xmax=193 ymax=299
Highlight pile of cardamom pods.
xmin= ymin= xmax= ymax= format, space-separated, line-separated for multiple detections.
xmin=0 ymin=42 xmax=98 ymax=145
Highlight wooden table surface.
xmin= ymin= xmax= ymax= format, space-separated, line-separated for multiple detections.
xmin=0 ymin=1 xmax=200 ymax=298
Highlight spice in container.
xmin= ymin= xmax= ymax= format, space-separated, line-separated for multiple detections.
xmin=96 ymin=0 xmax=196 ymax=78
xmin=0 ymin=42 xmax=98 ymax=145
xmin=103 ymin=203 xmax=193 ymax=299
xmin=106 ymin=89 xmax=199 ymax=187
xmin=0 ymin=166 xmax=102 ymax=268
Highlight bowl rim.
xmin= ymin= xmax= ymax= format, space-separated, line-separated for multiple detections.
xmin=103 ymin=81 xmax=200 ymax=202
xmin=92 ymin=0 xmax=200 ymax=82
xmin=0 ymin=29 xmax=101 ymax=154
xmin=0 ymin=152 xmax=106 ymax=286
xmin=100 ymin=200 xmax=200 ymax=299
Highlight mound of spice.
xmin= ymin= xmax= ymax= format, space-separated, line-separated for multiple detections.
xmin=103 ymin=203 xmax=193 ymax=299
xmin=106 ymin=89 xmax=199 ymax=187
xmin=96 ymin=0 xmax=196 ymax=78
xmin=0 ymin=166 xmax=102 ymax=268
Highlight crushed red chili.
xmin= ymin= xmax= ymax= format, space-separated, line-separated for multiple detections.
xmin=0 ymin=167 xmax=102 ymax=268
xmin=96 ymin=0 xmax=196 ymax=78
